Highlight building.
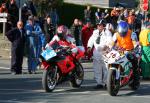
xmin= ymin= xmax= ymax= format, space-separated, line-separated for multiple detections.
xmin=64 ymin=0 xmax=136 ymax=8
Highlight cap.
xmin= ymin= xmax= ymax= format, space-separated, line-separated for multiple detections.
xmin=96 ymin=19 xmax=106 ymax=26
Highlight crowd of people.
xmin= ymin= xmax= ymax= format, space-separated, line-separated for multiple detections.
xmin=0 ymin=1 xmax=150 ymax=88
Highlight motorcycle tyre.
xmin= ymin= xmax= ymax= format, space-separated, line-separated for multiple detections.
xmin=70 ymin=62 xmax=84 ymax=88
xmin=129 ymin=71 xmax=140 ymax=90
xmin=107 ymin=68 xmax=120 ymax=96
xmin=42 ymin=66 xmax=57 ymax=92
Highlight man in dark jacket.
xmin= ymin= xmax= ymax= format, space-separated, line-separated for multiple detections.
xmin=6 ymin=21 xmax=25 ymax=74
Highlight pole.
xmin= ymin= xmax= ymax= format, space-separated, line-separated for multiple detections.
xmin=3 ymin=21 xmax=6 ymax=39
xmin=19 ymin=0 xmax=22 ymax=21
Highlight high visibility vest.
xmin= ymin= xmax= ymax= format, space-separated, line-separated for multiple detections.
xmin=116 ymin=30 xmax=134 ymax=50
xmin=139 ymin=29 xmax=150 ymax=46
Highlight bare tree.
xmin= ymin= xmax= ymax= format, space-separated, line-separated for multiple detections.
xmin=32 ymin=0 xmax=63 ymax=16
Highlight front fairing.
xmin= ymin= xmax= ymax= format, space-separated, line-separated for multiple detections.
xmin=104 ymin=50 xmax=131 ymax=68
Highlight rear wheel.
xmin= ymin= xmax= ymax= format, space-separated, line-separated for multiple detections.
xmin=129 ymin=80 xmax=140 ymax=90
xmin=107 ymin=68 xmax=120 ymax=96
xmin=42 ymin=66 xmax=58 ymax=92
xmin=70 ymin=62 xmax=84 ymax=88
xmin=129 ymin=69 xmax=140 ymax=90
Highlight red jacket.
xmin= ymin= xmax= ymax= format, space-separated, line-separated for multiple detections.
xmin=81 ymin=25 xmax=93 ymax=59
xmin=81 ymin=25 xmax=94 ymax=48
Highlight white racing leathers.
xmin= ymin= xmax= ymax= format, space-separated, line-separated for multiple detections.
xmin=87 ymin=29 xmax=113 ymax=86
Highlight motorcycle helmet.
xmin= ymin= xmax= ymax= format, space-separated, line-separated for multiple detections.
xmin=117 ymin=21 xmax=129 ymax=37
xmin=57 ymin=25 xmax=68 ymax=39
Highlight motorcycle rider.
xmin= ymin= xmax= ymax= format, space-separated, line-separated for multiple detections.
xmin=87 ymin=20 xmax=113 ymax=89
xmin=46 ymin=25 xmax=76 ymax=52
xmin=112 ymin=21 xmax=140 ymax=83
xmin=50 ymin=25 xmax=75 ymax=44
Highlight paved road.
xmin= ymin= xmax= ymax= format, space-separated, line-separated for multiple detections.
xmin=0 ymin=59 xmax=150 ymax=103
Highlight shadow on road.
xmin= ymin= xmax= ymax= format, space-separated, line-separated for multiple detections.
xmin=0 ymin=74 xmax=150 ymax=102
xmin=118 ymin=83 xmax=150 ymax=96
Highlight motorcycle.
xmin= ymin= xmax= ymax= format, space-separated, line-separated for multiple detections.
xmin=40 ymin=40 xmax=85 ymax=92
xmin=103 ymin=46 xmax=141 ymax=96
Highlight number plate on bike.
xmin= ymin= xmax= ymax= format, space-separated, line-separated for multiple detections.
xmin=41 ymin=49 xmax=57 ymax=61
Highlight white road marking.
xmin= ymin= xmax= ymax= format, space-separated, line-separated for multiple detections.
xmin=0 ymin=66 xmax=28 ymax=70
xmin=0 ymin=66 xmax=93 ymax=71
xmin=132 ymin=95 xmax=150 ymax=98
xmin=0 ymin=67 xmax=9 ymax=69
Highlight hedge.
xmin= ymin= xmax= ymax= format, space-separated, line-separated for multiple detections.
xmin=57 ymin=3 xmax=108 ymax=27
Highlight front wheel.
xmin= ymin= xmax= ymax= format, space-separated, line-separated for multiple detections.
xmin=42 ymin=66 xmax=58 ymax=92
xmin=107 ymin=68 xmax=120 ymax=96
xmin=70 ymin=62 xmax=84 ymax=88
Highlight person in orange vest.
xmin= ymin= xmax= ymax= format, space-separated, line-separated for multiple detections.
xmin=112 ymin=21 xmax=140 ymax=83
xmin=139 ymin=14 xmax=150 ymax=79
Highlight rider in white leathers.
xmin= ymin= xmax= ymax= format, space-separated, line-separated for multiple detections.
xmin=87 ymin=20 xmax=113 ymax=89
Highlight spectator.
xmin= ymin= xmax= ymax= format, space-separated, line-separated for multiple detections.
xmin=95 ymin=8 xmax=101 ymax=24
xmin=78 ymin=19 xmax=84 ymax=45
xmin=117 ymin=8 xmax=125 ymax=23
xmin=22 ymin=3 xmax=31 ymax=26
xmin=6 ymin=21 xmax=25 ymax=75
xmin=0 ymin=3 xmax=8 ymax=13
xmin=7 ymin=0 xmax=19 ymax=27
xmin=0 ymin=3 xmax=8 ymax=32
xmin=84 ymin=5 xmax=92 ymax=23
xmin=70 ymin=18 xmax=82 ymax=46
xmin=27 ymin=0 xmax=37 ymax=16
xmin=34 ymin=16 xmax=46 ymax=62
xmin=81 ymin=19 xmax=94 ymax=60
xmin=134 ymin=10 xmax=143 ymax=40
xmin=79 ymin=19 xmax=83 ymax=28
xmin=49 ymin=8 xmax=59 ymax=27
xmin=87 ymin=20 xmax=113 ymax=89
xmin=139 ymin=14 xmax=150 ymax=79
xmin=25 ymin=16 xmax=43 ymax=74
xmin=44 ymin=16 xmax=55 ymax=43
xmin=111 ymin=7 xmax=119 ymax=29
xmin=103 ymin=9 xmax=111 ymax=23
xmin=127 ymin=10 xmax=135 ymax=30
xmin=142 ymin=13 xmax=149 ymax=30
xmin=123 ymin=9 xmax=128 ymax=19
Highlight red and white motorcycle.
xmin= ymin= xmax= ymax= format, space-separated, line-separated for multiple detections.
xmin=40 ymin=40 xmax=85 ymax=92
xmin=103 ymin=46 xmax=141 ymax=96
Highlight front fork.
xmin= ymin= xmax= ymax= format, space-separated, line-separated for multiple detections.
xmin=109 ymin=65 xmax=120 ymax=80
